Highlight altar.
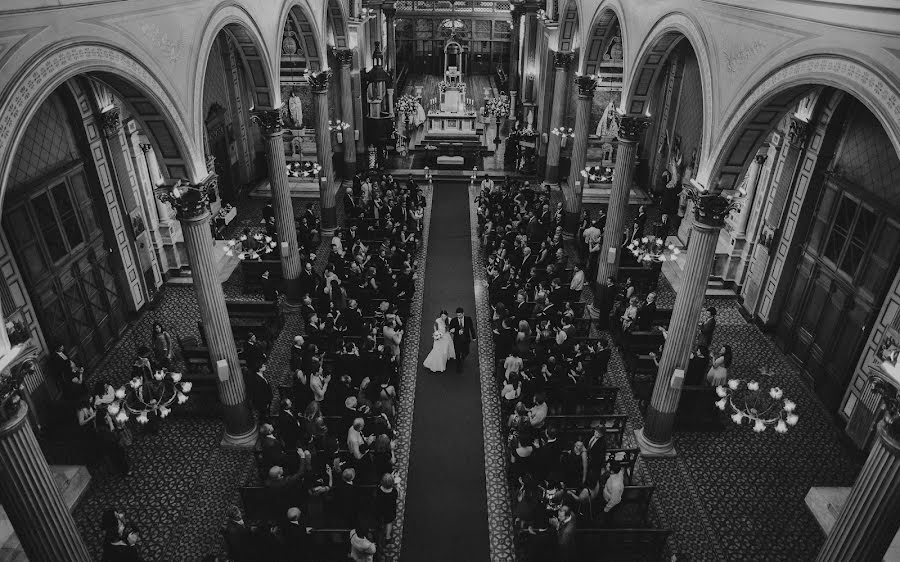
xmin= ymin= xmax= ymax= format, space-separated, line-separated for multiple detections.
xmin=424 ymin=42 xmax=481 ymax=139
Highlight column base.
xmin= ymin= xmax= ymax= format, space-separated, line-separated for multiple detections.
xmin=282 ymin=279 xmax=301 ymax=305
xmin=320 ymin=226 xmax=337 ymax=239
xmin=281 ymin=299 xmax=302 ymax=313
xmin=221 ymin=423 xmax=258 ymax=449
xmin=634 ymin=428 xmax=677 ymax=457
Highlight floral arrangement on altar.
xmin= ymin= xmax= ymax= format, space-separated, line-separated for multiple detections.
xmin=286 ymin=161 xmax=322 ymax=178
xmin=715 ymin=379 xmax=799 ymax=433
xmin=224 ymin=231 xmax=277 ymax=260
xmin=438 ymin=81 xmax=464 ymax=93
xmin=483 ymin=96 xmax=510 ymax=119
xmin=396 ymin=94 xmax=419 ymax=116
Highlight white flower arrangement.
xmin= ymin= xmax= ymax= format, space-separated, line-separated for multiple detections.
xmin=715 ymin=379 xmax=799 ymax=434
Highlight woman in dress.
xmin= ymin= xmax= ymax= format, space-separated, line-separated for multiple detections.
xmin=151 ymin=323 xmax=174 ymax=369
xmin=706 ymin=345 xmax=733 ymax=386
xmin=423 ymin=310 xmax=456 ymax=373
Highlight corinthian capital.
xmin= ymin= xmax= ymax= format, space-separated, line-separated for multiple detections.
xmin=574 ymin=75 xmax=598 ymax=97
xmin=156 ymin=175 xmax=217 ymax=222
xmin=309 ymin=69 xmax=331 ymax=93
xmin=250 ymin=107 xmax=285 ymax=136
xmin=100 ymin=106 xmax=121 ymax=138
xmin=616 ymin=114 xmax=650 ymax=143
xmin=554 ymin=51 xmax=574 ymax=70
xmin=334 ymin=48 xmax=353 ymax=68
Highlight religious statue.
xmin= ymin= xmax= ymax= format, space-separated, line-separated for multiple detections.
xmin=665 ymin=133 xmax=684 ymax=190
xmin=683 ymin=147 xmax=697 ymax=186
xmin=288 ymin=90 xmax=303 ymax=128
xmin=596 ymin=101 xmax=619 ymax=138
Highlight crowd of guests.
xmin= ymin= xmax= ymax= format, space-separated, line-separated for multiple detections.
xmin=224 ymin=171 xmax=426 ymax=561
xmin=478 ymin=179 xmax=625 ymax=561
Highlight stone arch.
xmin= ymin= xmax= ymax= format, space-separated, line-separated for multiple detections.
xmin=558 ymin=0 xmax=580 ymax=53
xmin=277 ymin=1 xmax=323 ymax=72
xmin=0 ymin=43 xmax=201 ymax=212
xmin=623 ymin=12 xmax=714 ymax=163
xmin=703 ymin=55 xmax=900 ymax=188
xmin=193 ymin=4 xmax=277 ymax=138
xmin=582 ymin=4 xmax=626 ymax=75
xmin=326 ymin=0 xmax=349 ymax=49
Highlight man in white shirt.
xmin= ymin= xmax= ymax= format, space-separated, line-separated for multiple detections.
xmin=347 ymin=417 xmax=375 ymax=461
xmin=603 ymin=461 xmax=625 ymax=512
xmin=528 ymin=392 xmax=548 ymax=428
xmin=481 ymin=177 xmax=495 ymax=193
xmin=569 ymin=263 xmax=585 ymax=300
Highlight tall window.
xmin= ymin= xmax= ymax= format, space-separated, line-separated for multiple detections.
xmin=822 ymin=192 xmax=877 ymax=278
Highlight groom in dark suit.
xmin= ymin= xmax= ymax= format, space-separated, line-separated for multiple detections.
xmin=449 ymin=306 xmax=477 ymax=373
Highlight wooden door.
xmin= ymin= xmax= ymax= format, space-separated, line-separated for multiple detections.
xmin=776 ymin=184 xmax=899 ymax=413
xmin=3 ymin=166 xmax=125 ymax=367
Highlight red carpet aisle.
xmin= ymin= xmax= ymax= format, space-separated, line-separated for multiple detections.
xmin=399 ymin=180 xmax=490 ymax=561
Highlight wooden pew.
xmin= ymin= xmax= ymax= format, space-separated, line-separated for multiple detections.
xmin=575 ymin=528 xmax=671 ymax=561
xmin=242 ymin=259 xmax=283 ymax=293
xmin=605 ymin=485 xmax=655 ymax=528
xmin=543 ymin=386 xmax=618 ymax=415
xmin=226 ymin=299 xmax=284 ymax=337
xmin=545 ymin=414 xmax=628 ymax=448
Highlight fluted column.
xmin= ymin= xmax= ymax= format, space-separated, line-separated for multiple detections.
xmin=591 ymin=116 xmax=648 ymax=312
xmin=563 ymin=75 xmax=597 ymax=237
xmin=637 ymin=188 xmax=737 ymax=455
xmin=159 ymin=177 xmax=256 ymax=447
xmin=508 ymin=4 xmax=522 ymax=105
xmin=335 ymin=49 xmax=357 ymax=175
xmin=733 ymin=153 xmax=765 ymax=237
xmin=0 ymin=401 xmax=90 ymax=561
xmin=520 ymin=4 xmax=540 ymax=102
xmin=310 ymin=71 xmax=337 ymax=234
xmin=544 ymin=51 xmax=573 ymax=185
xmin=251 ymin=108 xmax=303 ymax=305
xmin=818 ymin=376 xmax=900 ymax=561
xmin=383 ymin=4 xmax=396 ymax=73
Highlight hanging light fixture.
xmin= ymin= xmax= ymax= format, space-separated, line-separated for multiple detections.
xmin=715 ymin=379 xmax=799 ymax=434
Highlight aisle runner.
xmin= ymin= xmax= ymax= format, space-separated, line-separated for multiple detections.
xmin=469 ymin=184 xmax=516 ymax=561
xmin=384 ymin=181 xmax=434 ymax=561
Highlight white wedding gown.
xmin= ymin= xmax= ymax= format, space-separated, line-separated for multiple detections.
xmin=423 ymin=317 xmax=456 ymax=373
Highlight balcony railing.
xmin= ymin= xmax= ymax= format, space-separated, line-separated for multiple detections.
xmin=395 ymin=0 xmax=512 ymax=14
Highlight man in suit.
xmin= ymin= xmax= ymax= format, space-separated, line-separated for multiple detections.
xmin=551 ymin=504 xmax=577 ymax=562
xmin=281 ymin=507 xmax=312 ymax=556
xmin=538 ymin=426 xmax=565 ymax=482
xmin=636 ymin=292 xmax=658 ymax=331
xmin=222 ymin=505 xmax=254 ymax=562
xmin=243 ymin=332 xmax=267 ymax=375
xmin=344 ymin=188 xmax=358 ymax=219
xmin=277 ymin=398 xmax=302 ymax=449
xmin=261 ymin=270 xmax=278 ymax=302
xmin=448 ymin=306 xmax=477 ymax=373
xmin=246 ymin=362 xmax=273 ymax=423
xmin=587 ymin=422 xmax=607 ymax=473
xmin=697 ymin=306 xmax=717 ymax=349
xmin=49 ymin=343 xmax=86 ymax=400
xmin=289 ymin=336 xmax=305 ymax=373
xmin=594 ymin=338 xmax=612 ymax=385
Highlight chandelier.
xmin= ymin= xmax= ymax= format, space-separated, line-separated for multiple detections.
xmin=580 ymin=165 xmax=613 ymax=183
xmin=224 ymin=232 xmax=277 ymax=260
xmin=715 ymin=379 xmax=799 ymax=433
xmin=108 ymin=369 xmax=191 ymax=425
xmin=286 ymin=161 xmax=322 ymax=178
xmin=628 ymin=236 xmax=680 ymax=263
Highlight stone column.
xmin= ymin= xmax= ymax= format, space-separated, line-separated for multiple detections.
xmin=310 ymin=71 xmax=338 ymax=234
xmin=563 ymin=75 xmax=597 ymax=236
xmin=544 ymin=51 xmax=573 ymax=185
xmin=158 ymin=177 xmax=256 ymax=447
xmin=129 ymin=134 xmax=170 ymax=276
xmin=733 ymin=153 xmax=766 ymax=237
xmin=520 ymin=4 xmax=540 ymax=102
xmin=508 ymin=4 xmax=522 ymax=106
xmin=383 ymin=4 xmax=396 ymax=73
xmin=591 ymin=116 xmax=648 ymax=312
xmin=0 ymin=401 xmax=91 ymax=561
xmin=250 ymin=108 xmax=303 ymax=305
xmin=818 ymin=374 xmax=900 ymax=561
xmin=335 ymin=49 xmax=357 ymax=175
xmin=636 ymin=188 xmax=735 ymax=455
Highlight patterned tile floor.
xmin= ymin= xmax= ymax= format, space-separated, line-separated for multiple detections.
xmin=479 ymin=186 xmax=863 ymax=561
xmin=67 ymin=193 xmax=333 ymax=561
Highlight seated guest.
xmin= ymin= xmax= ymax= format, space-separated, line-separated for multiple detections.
xmin=603 ymin=461 xmax=625 ymax=513
xmin=349 ymin=526 xmax=377 ymax=562
xmin=281 ymin=507 xmax=312 ymax=555
xmin=221 ymin=506 xmax=254 ymax=562
xmin=528 ymin=392 xmax=548 ymax=429
xmin=102 ymin=524 xmax=142 ymax=562
xmin=347 ymin=417 xmax=375 ymax=463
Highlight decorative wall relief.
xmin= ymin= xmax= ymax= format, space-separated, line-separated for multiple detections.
xmin=723 ymin=40 xmax=767 ymax=73
xmin=140 ymin=22 xmax=185 ymax=64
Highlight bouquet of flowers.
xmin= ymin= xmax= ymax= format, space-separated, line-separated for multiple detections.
xmin=396 ymin=94 xmax=418 ymax=116
xmin=483 ymin=96 xmax=511 ymax=119
xmin=433 ymin=330 xmax=442 ymax=341
xmin=438 ymin=81 xmax=463 ymax=93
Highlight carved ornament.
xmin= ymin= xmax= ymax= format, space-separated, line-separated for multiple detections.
xmin=309 ymin=69 xmax=332 ymax=93
xmin=334 ymin=48 xmax=353 ymax=68
xmin=139 ymin=22 xmax=184 ymax=64
xmin=787 ymin=118 xmax=808 ymax=147
xmin=870 ymin=372 xmax=900 ymax=447
xmin=156 ymin=176 xmax=216 ymax=222
xmin=250 ymin=107 xmax=285 ymax=136
xmin=723 ymin=40 xmax=767 ymax=74
xmin=574 ymin=75 xmax=598 ymax=98
xmin=685 ymin=183 xmax=741 ymax=228
xmin=616 ymin=115 xmax=650 ymax=143
xmin=99 ymin=106 xmax=121 ymax=137
xmin=554 ymin=51 xmax=574 ymax=70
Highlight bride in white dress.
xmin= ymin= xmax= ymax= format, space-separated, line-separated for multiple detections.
xmin=423 ymin=310 xmax=456 ymax=373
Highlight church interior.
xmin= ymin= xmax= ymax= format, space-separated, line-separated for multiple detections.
xmin=0 ymin=0 xmax=899 ymax=560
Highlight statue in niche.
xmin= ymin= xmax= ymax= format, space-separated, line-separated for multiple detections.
xmin=665 ymin=132 xmax=684 ymax=190
xmin=596 ymin=101 xmax=619 ymax=138
xmin=288 ymin=89 xmax=304 ymax=128
xmin=605 ymin=34 xmax=623 ymax=61
xmin=683 ymin=147 xmax=697 ymax=186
